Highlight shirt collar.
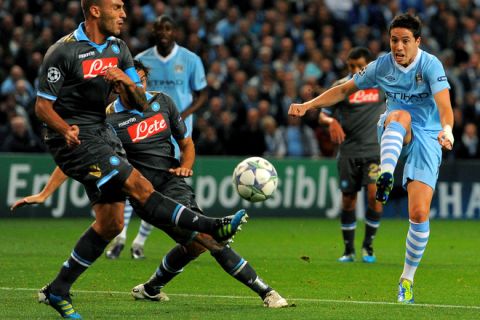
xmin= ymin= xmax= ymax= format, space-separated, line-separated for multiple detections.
xmin=113 ymin=92 xmax=152 ymax=116
xmin=154 ymin=43 xmax=179 ymax=62
xmin=392 ymin=49 xmax=423 ymax=73
xmin=73 ymin=22 xmax=115 ymax=52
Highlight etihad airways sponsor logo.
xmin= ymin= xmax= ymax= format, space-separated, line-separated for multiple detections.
xmin=385 ymin=91 xmax=430 ymax=103
xmin=147 ymin=79 xmax=184 ymax=87
xmin=82 ymin=57 xmax=118 ymax=79
xmin=128 ymin=114 xmax=167 ymax=142
xmin=348 ymin=88 xmax=380 ymax=104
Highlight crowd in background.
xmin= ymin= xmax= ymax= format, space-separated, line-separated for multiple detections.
xmin=0 ymin=0 xmax=479 ymax=159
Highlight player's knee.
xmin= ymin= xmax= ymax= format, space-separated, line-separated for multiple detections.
xmin=387 ymin=110 xmax=411 ymax=127
xmin=124 ymin=170 xmax=154 ymax=203
xmin=193 ymin=232 xmax=224 ymax=253
xmin=409 ymin=206 xmax=428 ymax=223
xmin=184 ymin=241 xmax=207 ymax=257
xmin=342 ymin=193 xmax=356 ymax=211
xmin=95 ymin=220 xmax=123 ymax=240
xmin=367 ymin=194 xmax=378 ymax=208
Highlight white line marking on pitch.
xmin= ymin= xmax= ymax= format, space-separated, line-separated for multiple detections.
xmin=1 ymin=287 xmax=479 ymax=310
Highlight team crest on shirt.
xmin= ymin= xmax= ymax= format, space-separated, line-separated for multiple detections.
xmin=151 ymin=102 xmax=160 ymax=112
xmin=109 ymin=156 xmax=120 ymax=166
xmin=415 ymin=72 xmax=423 ymax=84
xmin=174 ymin=64 xmax=184 ymax=73
xmin=47 ymin=67 xmax=61 ymax=83
xmin=111 ymin=44 xmax=120 ymax=54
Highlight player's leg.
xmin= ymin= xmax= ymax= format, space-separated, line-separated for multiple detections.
xmin=337 ymin=158 xmax=359 ymax=262
xmin=131 ymin=220 xmax=154 ymax=259
xmin=362 ymin=159 xmax=383 ymax=263
xmin=39 ymin=126 xmax=130 ymax=318
xmin=362 ymin=183 xmax=383 ymax=262
xmin=398 ymin=181 xmax=433 ymax=304
xmin=133 ymin=232 xmax=288 ymax=308
xmin=123 ymin=169 xmax=247 ymax=242
xmin=40 ymin=202 xmax=124 ymax=318
xmin=105 ymin=200 xmax=134 ymax=259
xmin=376 ymin=111 xmax=412 ymax=204
xmin=338 ymin=192 xmax=357 ymax=262
xmin=205 ymin=235 xmax=288 ymax=308
xmin=132 ymin=241 xmax=203 ymax=301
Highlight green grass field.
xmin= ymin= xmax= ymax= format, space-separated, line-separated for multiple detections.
xmin=1 ymin=217 xmax=479 ymax=319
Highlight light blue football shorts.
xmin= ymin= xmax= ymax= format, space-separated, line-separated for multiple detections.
xmin=377 ymin=113 xmax=442 ymax=190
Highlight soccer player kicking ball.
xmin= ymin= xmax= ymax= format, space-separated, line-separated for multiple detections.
xmin=31 ymin=0 xmax=245 ymax=318
xmin=289 ymin=14 xmax=454 ymax=304
xmin=13 ymin=60 xmax=288 ymax=310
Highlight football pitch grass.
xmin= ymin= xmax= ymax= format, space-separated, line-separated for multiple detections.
xmin=0 ymin=217 xmax=479 ymax=319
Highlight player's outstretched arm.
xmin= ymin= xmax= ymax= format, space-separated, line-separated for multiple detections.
xmin=288 ymin=79 xmax=358 ymax=117
xmin=434 ymin=88 xmax=454 ymax=150
xmin=10 ymin=166 xmax=68 ymax=211
xmin=169 ymin=137 xmax=195 ymax=177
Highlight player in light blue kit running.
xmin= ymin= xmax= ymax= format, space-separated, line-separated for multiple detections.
xmin=106 ymin=15 xmax=208 ymax=259
xmin=288 ymin=14 xmax=454 ymax=304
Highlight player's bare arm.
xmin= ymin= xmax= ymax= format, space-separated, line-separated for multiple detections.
xmin=104 ymin=67 xmax=147 ymax=111
xmin=319 ymin=112 xmax=346 ymax=144
xmin=10 ymin=166 xmax=67 ymax=210
xmin=434 ymin=88 xmax=454 ymax=150
xmin=169 ymin=137 xmax=195 ymax=177
xmin=35 ymin=97 xmax=81 ymax=147
xmin=180 ymin=88 xmax=208 ymax=119
xmin=288 ymin=79 xmax=358 ymax=117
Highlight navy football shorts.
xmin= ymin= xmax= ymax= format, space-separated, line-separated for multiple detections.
xmin=45 ymin=124 xmax=133 ymax=204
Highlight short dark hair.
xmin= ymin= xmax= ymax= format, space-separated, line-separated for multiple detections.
xmin=134 ymin=60 xmax=150 ymax=78
xmin=81 ymin=0 xmax=102 ymax=18
xmin=389 ymin=14 xmax=422 ymax=39
xmin=347 ymin=47 xmax=372 ymax=62
xmin=154 ymin=15 xmax=176 ymax=29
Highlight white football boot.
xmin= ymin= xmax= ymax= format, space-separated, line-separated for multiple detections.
xmin=263 ymin=290 xmax=288 ymax=308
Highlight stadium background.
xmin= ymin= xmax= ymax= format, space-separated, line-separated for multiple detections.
xmin=0 ymin=0 xmax=479 ymax=220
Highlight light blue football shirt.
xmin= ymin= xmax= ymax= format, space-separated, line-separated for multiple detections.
xmin=135 ymin=43 xmax=207 ymax=136
xmin=353 ymin=49 xmax=450 ymax=134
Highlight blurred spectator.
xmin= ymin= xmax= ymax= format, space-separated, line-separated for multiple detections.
xmin=196 ymin=123 xmax=224 ymax=155
xmin=231 ymin=108 xmax=266 ymax=156
xmin=262 ymin=115 xmax=286 ymax=158
xmin=1 ymin=115 xmax=45 ymax=152
xmin=13 ymin=78 xmax=34 ymax=108
xmin=0 ymin=0 xmax=478 ymax=159
xmin=283 ymin=116 xmax=319 ymax=158
xmin=1 ymin=65 xmax=33 ymax=96
xmin=455 ymin=122 xmax=480 ymax=159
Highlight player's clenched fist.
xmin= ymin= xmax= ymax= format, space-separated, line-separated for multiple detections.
xmin=288 ymin=103 xmax=308 ymax=117
xmin=64 ymin=125 xmax=81 ymax=148
xmin=103 ymin=67 xmax=132 ymax=86
xmin=438 ymin=125 xmax=454 ymax=150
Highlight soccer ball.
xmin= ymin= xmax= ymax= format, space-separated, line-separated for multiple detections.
xmin=232 ymin=157 xmax=278 ymax=202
